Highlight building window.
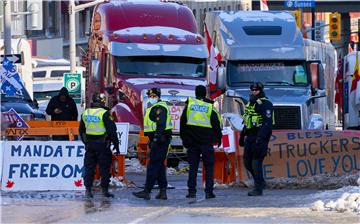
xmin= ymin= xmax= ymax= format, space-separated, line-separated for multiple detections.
xmin=227 ymin=5 xmax=231 ymax=11
xmin=237 ymin=4 xmax=241 ymax=10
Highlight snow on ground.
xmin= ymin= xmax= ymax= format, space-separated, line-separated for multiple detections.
xmin=310 ymin=184 xmax=360 ymax=214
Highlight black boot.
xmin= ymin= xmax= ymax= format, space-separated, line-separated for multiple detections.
xmin=186 ymin=191 xmax=196 ymax=198
xmin=132 ymin=189 xmax=150 ymax=200
xmin=247 ymin=188 xmax=263 ymax=196
xmin=205 ymin=192 xmax=216 ymax=199
xmin=85 ymin=187 xmax=93 ymax=199
xmin=155 ymin=189 xmax=167 ymax=200
xmin=102 ymin=187 xmax=114 ymax=198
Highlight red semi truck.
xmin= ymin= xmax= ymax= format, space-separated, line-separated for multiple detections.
xmin=83 ymin=1 xmax=209 ymax=166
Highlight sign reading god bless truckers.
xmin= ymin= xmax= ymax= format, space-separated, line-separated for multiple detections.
xmin=1 ymin=141 xmax=86 ymax=191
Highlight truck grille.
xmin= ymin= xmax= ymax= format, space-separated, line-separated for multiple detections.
xmin=273 ymin=106 xmax=301 ymax=130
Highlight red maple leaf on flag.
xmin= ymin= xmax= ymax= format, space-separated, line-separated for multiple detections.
xmin=74 ymin=179 xmax=83 ymax=187
xmin=6 ymin=180 xmax=14 ymax=188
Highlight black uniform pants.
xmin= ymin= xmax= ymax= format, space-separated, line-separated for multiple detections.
xmin=187 ymin=144 xmax=214 ymax=194
xmin=243 ymin=135 xmax=268 ymax=190
xmin=84 ymin=141 xmax=112 ymax=189
xmin=144 ymin=138 xmax=171 ymax=191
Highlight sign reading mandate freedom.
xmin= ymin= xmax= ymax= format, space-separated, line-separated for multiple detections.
xmin=1 ymin=123 xmax=129 ymax=191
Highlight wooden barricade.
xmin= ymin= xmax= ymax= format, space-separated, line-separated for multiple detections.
xmin=3 ymin=121 xmax=80 ymax=141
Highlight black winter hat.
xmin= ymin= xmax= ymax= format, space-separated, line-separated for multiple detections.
xmin=250 ymin=82 xmax=264 ymax=91
xmin=195 ymin=85 xmax=207 ymax=98
xmin=147 ymin=88 xmax=161 ymax=97
xmin=58 ymin=87 xmax=69 ymax=97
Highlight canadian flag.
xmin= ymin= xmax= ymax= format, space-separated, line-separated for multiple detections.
xmin=260 ymin=0 xmax=269 ymax=11
xmin=204 ymin=23 xmax=222 ymax=99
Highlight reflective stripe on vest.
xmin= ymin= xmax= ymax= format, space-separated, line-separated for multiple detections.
xmin=186 ymin=97 xmax=213 ymax=128
xmin=143 ymin=101 xmax=173 ymax=133
xmin=244 ymin=98 xmax=275 ymax=128
xmin=82 ymin=108 xmax=107 ymax=135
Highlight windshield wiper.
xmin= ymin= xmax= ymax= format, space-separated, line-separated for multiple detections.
xmin=157 ymin=73 xmax=183 ymax=77
xmin=265 ymin=81 xmax=294 ymax=86
xmin=231 ymin=81 xmax=255 ymax=84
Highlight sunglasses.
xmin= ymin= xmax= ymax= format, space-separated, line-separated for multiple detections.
xmin=251 ymin=89 xmax=259 ymax=91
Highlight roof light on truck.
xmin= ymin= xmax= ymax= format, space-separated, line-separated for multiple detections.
xmin=143 ymin=34 xmax=148 ymax=40
xmin=156 ymin=33 xmax=162 ymax=40
xmin=112 ymin=33 xmax=120 ymax=40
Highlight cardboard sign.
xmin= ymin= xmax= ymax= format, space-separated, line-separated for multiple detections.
xmin=1 ymin=141 xmax=86 ymax=191
xmin=237 ymin=130 xmax=360 ymax=182
xmin=115 ymin=122 xmax=129 ymax=155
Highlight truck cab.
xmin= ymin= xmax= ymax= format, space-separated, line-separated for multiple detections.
xmin=84 ymin=1 xmax=208 ymax=165
xmin=205 ymin=11 xmax=336 ymax=130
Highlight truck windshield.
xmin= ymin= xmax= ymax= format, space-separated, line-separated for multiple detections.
xmin=228 ymin=61 xmax=308 ymax=87
xmin=115 ymin=56 xmax=206 ymax=78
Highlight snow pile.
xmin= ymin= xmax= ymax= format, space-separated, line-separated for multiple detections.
xmin=311 ymin=189 xmax=360 ymax=213
xmin=310 ymin=178 xmax=360 ymax=214
xmin=109 ymin=177 xmax=126 ymax=188
xmin=125 ymin=159 xmax=146 ymax=173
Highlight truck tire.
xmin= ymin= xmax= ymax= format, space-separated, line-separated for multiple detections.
xmin=167 ymin=158 xmax=180 ymax=168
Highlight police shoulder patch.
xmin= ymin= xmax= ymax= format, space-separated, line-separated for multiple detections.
xmin=266 ymin=110 xmax=271 ymax=118
xmin=156 ymin=108 xmax=161 ymax=115
xmin=256 ymin=99 xmax=262 ymax=105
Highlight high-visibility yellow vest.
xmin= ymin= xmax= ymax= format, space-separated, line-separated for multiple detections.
xmin=143 ymin=101 xmax=173 ymax=133
xmin=243 ymin=97 xmax=275 ymax=128
xmin=82 ymin=108 xmax=107 ymax=135
xmin=186 ymin=97 xmax=213 ymax=128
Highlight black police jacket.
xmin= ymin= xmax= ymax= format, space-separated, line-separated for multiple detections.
xmin=244 ymin=95 xmax=273 ymax=143
xmin=144 ymin=101 xmax=172 ymax=142
xmin=79 ymin=107 xmax=119 ymax=146
xmin=180 ymin=97 xmax=222 ymax=147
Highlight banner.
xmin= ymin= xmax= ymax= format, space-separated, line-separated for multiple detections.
xmin=237 ymin=130 xmax=360 ymax=182
xmin=1 ymin=141 xmax=86 ymax=191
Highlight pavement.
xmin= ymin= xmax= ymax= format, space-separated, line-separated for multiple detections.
xmin=1 ymin=172 xmax=359 ymax=224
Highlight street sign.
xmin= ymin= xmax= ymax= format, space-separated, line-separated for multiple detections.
xmin=64 ymin=73 xmax=81 ymax=104
xmin=0 ymin=54 xmax=22 ymax=64
xmin=285 ymin=0 xmax=316 ymax=8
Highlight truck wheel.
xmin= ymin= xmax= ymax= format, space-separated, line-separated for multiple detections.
xmin=167 ymin=158 xmax=180 ymax=168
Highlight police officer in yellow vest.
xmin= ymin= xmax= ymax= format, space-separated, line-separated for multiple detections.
xmin=79 ymin=93 xmax=120 ymax=199
xmin=180 ymin=85 xmax=222 ymax=199
xmin=133 ymin=88 xmax=173 ymax=200
xmin=239 ymin=82 xmax=273 ymax=196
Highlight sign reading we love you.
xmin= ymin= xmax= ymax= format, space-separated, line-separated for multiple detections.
xmin=1 ymin=141 xmax=86 ymax=191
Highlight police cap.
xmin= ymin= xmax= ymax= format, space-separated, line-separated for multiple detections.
xmin=92 ymin=93 xmax=106 ymax=103
xmin=250 ymin=82 xmax=264 ymax=91
xmin=146 ymin=88 xmax=161 ymax=97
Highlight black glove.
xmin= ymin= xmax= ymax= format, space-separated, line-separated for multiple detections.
xmin=113 ymin=144 xmax=120 ymax=155
xmin=217 ymin=138 xmax=222 ymax=148
xmin=239 ymin=133 xmax=245 ymax=147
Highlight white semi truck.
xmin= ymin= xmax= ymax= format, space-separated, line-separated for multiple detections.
xmin=205 ymin=11 xmax=337 ymax=130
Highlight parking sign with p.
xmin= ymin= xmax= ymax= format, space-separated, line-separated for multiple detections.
xmin=64 ymin=73 xmax=81 ymax=104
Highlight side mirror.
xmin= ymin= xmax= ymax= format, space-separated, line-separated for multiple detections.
xmin=216 ymin=66 xmax=226 ymax=90
xmin=91 ymin=59 xmax=100 ymax=82
xmin=33 ymin=98 xmax=39 ymax=109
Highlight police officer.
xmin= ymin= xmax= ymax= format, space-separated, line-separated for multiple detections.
xmin=133 ymin=88 xmax=173 ymax=200
xmin=239 ymin=82 xmax=273 ymax=196
xmin=180 ymin=85 xmax=222 ymax=199
xmin=79 ymin=93 xmax=120 ymax=199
